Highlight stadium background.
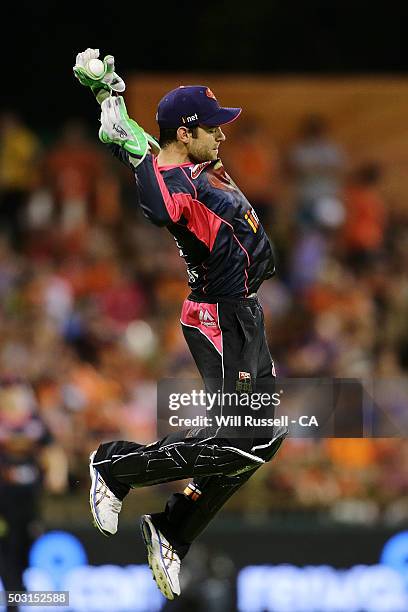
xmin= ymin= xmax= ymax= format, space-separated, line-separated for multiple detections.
xmin=1 ymin=2 xmax=408 ymax=611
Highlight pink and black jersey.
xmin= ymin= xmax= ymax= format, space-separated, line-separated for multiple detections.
xmin=111 ymin=147 xmax=276 ymax=299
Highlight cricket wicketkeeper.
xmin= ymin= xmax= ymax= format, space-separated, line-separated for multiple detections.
xmin=74 ymin=48 xmax=287 ymax=600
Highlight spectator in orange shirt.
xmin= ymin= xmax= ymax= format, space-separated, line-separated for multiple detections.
xmin=340 ymin=162 xmax=386 ymax=270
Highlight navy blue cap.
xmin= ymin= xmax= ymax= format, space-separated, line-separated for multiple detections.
xmin=156 ymin=85 xmax=242 ymax=129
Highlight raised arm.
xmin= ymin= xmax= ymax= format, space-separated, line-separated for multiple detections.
xmin=73 ymin=49 xmax=190 ymax=226
xmin=100 ymin=97 xmax=197 ymax=227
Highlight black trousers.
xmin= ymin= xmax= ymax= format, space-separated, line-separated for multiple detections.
xmin=93 ymin=296 xmax=287 ymax=557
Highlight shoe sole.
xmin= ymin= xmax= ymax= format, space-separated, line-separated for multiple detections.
xmin=89 ymin=451 xmax=110 ymax=537
xmin=140 ymin=515 xmax=177 ymax=600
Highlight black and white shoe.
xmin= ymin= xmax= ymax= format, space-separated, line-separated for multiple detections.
xmin=140 ymin=514 xmax=181 ymax=600
xmin=89 ymin=451 xmax=122 ymax=536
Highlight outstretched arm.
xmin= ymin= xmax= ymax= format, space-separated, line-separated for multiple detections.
xmin=74 ymin=49 xmax=190 ymax=226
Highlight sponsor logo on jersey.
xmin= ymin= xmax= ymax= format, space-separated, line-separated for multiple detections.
xmin=191 ymin=161 xmax=212 ymax=179
xmin=236 ymin=371 xmax=252 ymax=392
xmin=239 ymin=371 xmax=251 ymax=380
xmin=199 ymin=309 xmax=217 ymax=327
xmin=244 ymin=207 xmax=259 ymax=233
xmin=187 ymin=268 xmax=199 ymax=284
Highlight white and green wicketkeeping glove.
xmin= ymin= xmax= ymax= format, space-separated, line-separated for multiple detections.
xmin=99 ymin=96 xmax=152 ymax=165
xmin=73 ymin=48 xmax=125 ymax=104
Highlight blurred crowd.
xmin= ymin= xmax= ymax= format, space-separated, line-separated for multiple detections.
xmin=0 ymin=108 xmax=407 ymax=527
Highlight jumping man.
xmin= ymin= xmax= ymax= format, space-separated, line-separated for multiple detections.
xmin=74 ymin=48 xmax=287 ymax=600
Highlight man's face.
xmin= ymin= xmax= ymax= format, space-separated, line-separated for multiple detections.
xmin=186 ymin=125 xmax=226 ymax=163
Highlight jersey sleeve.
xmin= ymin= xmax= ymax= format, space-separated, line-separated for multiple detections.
xmin=107 ymin=143 xmax=139 ymax=171
xmin=107 ymin=144 xmax=194 ymax=227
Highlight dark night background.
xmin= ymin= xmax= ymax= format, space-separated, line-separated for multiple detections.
xmin=3 ymin=1 xmax=408 ymax=132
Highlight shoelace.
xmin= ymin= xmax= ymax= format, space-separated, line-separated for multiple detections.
xmin=161 ymin=541 xmax=180 ymax=566
xmin=96 ymin=478 xmax=121 ymax=512
xmin=110 ymin=497 xmax=122 ymax=513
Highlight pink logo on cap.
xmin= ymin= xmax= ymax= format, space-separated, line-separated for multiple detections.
xmin=206 ymin=88 xmax=217 ymax=100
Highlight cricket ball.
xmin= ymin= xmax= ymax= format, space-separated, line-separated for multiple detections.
xmin=87 ymin=58 xmax=105 ymax=78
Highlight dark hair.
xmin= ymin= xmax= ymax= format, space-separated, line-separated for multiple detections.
xmin=159 ymin=127 xmax=179 ymax=148
xmin=158 ymin=126 xmax=198 ymax=148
